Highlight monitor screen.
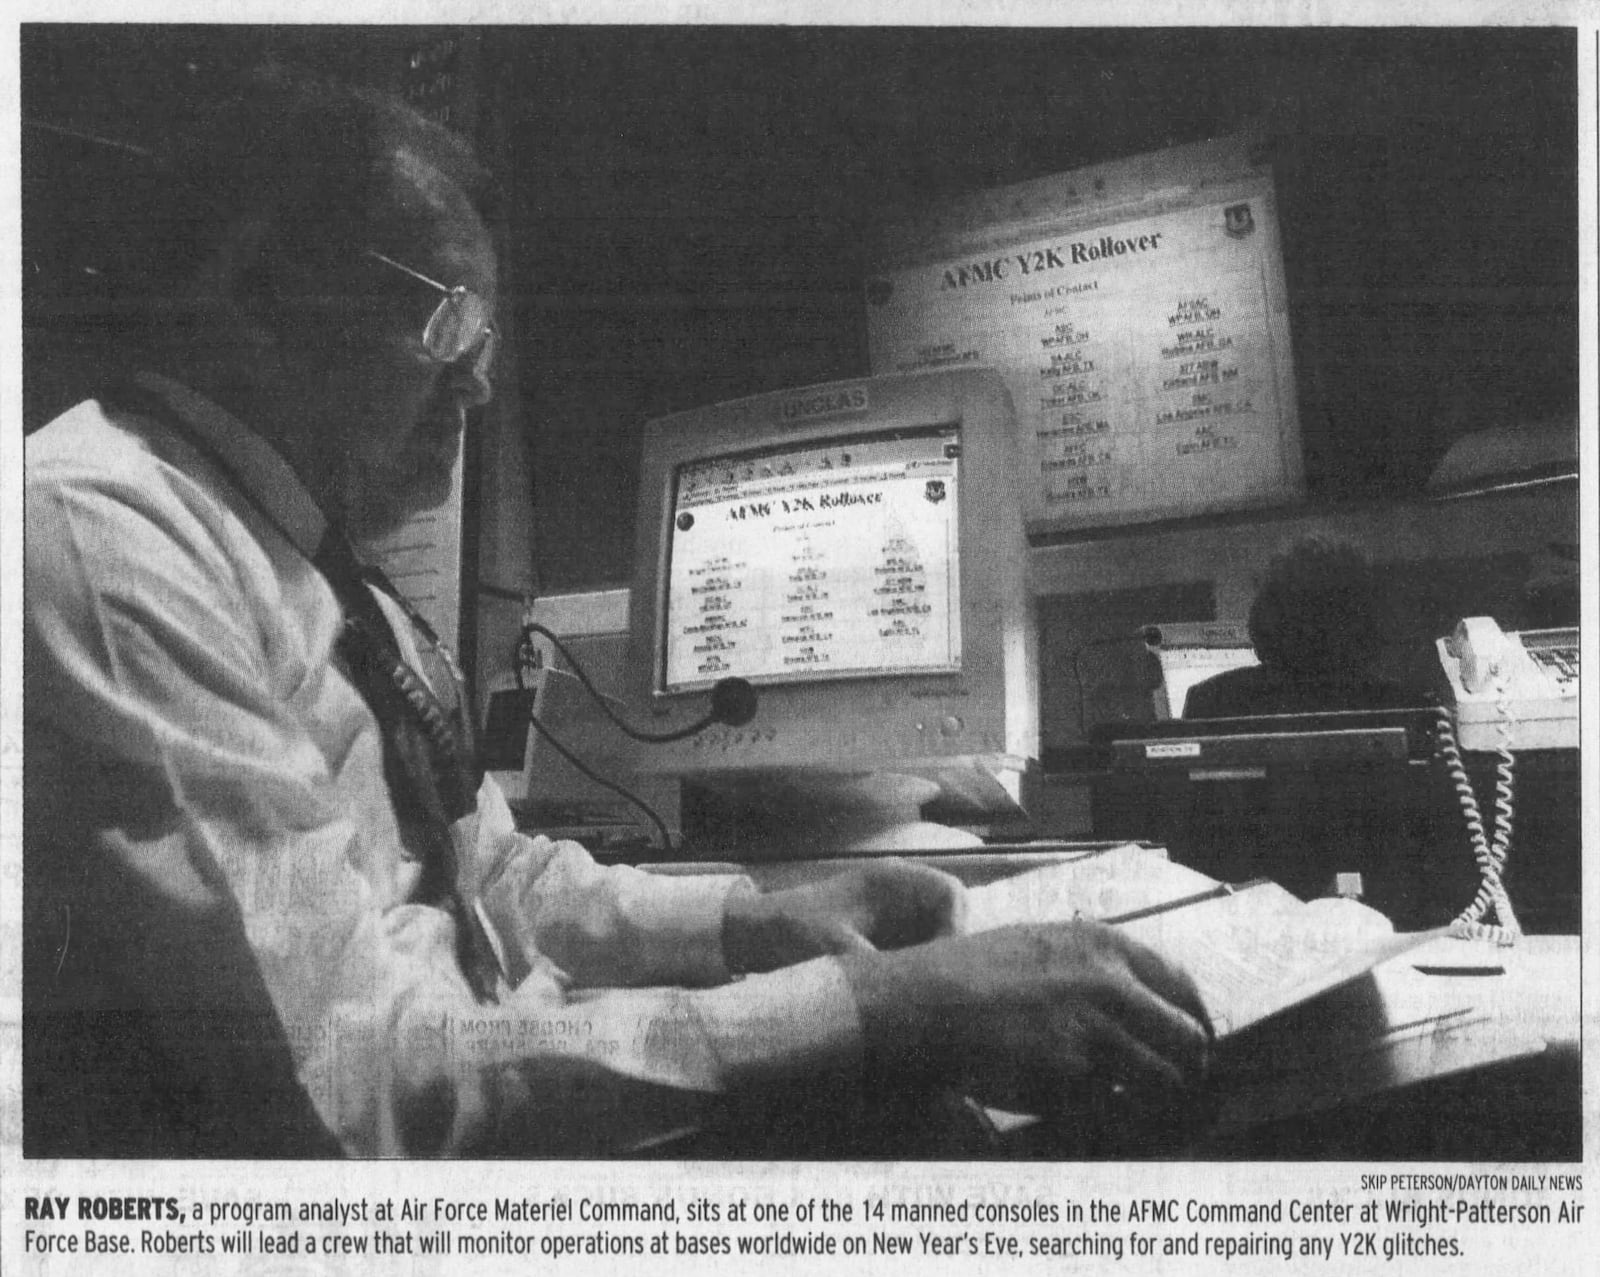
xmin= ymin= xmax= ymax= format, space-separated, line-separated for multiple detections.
xmin=1140 ymin=620 xmax=1259 ymax=718
xmin=662 ymin=426 xmax=962 ymax=692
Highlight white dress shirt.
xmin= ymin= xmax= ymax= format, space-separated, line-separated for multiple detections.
xmin=23 ymin=374 xmax=862 ymax=1156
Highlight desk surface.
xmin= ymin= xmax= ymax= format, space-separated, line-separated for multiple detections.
xmin=1400 ymin=933 xmax=1579 ymax=1052
xmin=985 ymin=933 xmax=1583 ymax=1161
xmin=1196 ymin=932 xmax=1582 ymax=1161
xmin=1211 ymin=933 xmax=1579 ymax=1130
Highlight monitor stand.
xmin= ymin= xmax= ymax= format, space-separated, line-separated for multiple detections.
xmin=682 ymin=769 xmax=986 ymax=857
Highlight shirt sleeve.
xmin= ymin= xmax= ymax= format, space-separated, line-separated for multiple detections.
xmin=464 ymin=779 xmax=748 ymax=989
xmin=24 ymin=454 xmax=864 ymax=1157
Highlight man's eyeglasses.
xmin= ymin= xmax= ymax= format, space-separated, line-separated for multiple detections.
xmin=365 ymin=249 xmax=497 ymax=385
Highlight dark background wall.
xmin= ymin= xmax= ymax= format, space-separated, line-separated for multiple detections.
xmin=489 ymin=27 xmax=1577 ymax=589
xmin=21 ymin=25 xmax=1579 ymax=595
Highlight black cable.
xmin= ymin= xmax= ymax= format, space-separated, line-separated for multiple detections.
xmin=518 ymin=622 xmax=756 ymax=743
xmin=526 ymin=710 xmax=676 ymax=854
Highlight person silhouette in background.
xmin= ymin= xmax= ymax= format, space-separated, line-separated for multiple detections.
xmin=1185 ymin=537 xmax=1424 ymax=719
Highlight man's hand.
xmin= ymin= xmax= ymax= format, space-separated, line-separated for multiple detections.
xmin=839 ymin=921 xmax=1211 ymax=1116
xmin=721 ymin=860 xmax=964 ymax=976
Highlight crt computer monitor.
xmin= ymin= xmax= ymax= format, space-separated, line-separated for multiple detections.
xmin=623 ymin=367 xmax=1038 ymax=855
xmin=1141 ymin=620 xmax=1261 ymax=719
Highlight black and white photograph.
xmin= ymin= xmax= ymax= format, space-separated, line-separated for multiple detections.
xmin=2 ymin=11 xmax=1592 ymax=1275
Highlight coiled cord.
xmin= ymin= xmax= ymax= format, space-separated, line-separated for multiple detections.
xmin=1435 ymin=697 xmax=1521 ymax=946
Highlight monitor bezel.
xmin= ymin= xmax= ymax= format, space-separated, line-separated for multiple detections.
xmin=624 ymin=367 xmax=1038 ymax=779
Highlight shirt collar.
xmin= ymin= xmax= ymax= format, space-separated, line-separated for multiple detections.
xmin=132 ymin=371 xmax=329 ymax=559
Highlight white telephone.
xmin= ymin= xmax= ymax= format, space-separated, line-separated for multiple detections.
xmin=1434 ymin=617 xmax=1578 ymax=944
xmin=1436 ymin=617 xmax=1579 ymax=752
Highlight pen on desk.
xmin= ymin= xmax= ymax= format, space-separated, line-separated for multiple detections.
xmin=1099 ymin=878 xmax=1272 ymax=926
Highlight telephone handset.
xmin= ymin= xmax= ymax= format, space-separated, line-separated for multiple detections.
xmin=1445 ymin=617 xmax=1511 ymax=695
xmin=1437 ymin=617 xmax=1578 ymax=751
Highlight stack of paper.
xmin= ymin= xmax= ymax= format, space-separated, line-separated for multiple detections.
xmin=962 ymin=844 xmax=1544 ymax=1129
xmin=964 ymin=844 xmax=1427 ymax=1036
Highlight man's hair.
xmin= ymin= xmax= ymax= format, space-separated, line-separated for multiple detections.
xmin=1247 ymin=537 xmax=1391 ymax=680
xmin=169 ymin=62 xmax=491 ymax=297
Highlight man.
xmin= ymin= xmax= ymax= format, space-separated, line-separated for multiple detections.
xmin=24 ymin=67 xmax=1208 ymax=1158
xmin=1185 ymin=537 xmax=1424 ymax=720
